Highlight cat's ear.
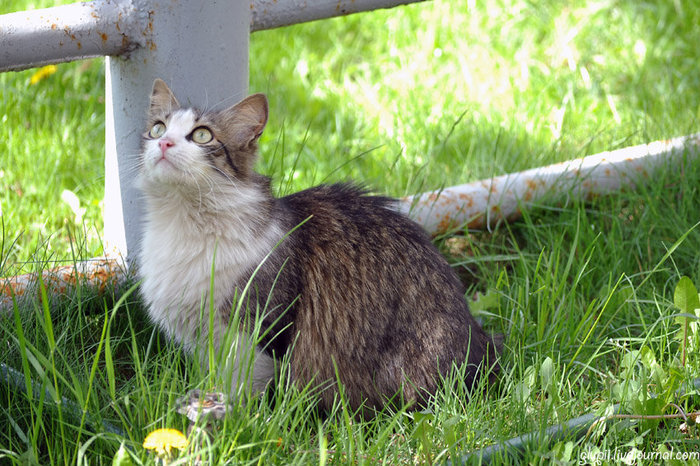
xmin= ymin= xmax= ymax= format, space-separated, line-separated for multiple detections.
xmin=149 ymin=79 xmax=180 ymax=114
xmin=222 ymin=93 xmax=269 ymax=147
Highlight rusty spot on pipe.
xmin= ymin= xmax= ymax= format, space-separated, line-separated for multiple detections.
xmin=437 ymin=214 xmax=455 ymax=233
xmin=466 ymin=214 xmax=486 ymax=230
xmin=1 ymin=258 xmax=126 ymax=309
xmin=458 ymin=193 xmax=474 ymax=208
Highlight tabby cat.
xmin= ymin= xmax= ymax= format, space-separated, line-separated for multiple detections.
xmin=138 ymin=79 xmax=498 ymax=412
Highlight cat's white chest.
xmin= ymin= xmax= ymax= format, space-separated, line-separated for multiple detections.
xmin=138 ymin=191 xmax=281 ymax=351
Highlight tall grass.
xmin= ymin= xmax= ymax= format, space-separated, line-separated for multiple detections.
xmin=2 ymin=0 xmax=700 ymax=464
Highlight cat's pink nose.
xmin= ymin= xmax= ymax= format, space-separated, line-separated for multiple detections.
xmin=159 ymin=138 xmax=174 ymax=155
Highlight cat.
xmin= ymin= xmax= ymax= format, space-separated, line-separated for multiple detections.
xmin=138 ymin=78 xmax=499 ymax=413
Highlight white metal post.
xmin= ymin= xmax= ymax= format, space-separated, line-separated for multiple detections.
xmin=104 ymin=1 xmax=251 ymax=261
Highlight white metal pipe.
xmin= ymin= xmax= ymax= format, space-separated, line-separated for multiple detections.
xmin=250 ymin=0 xmax=429 ymax=31
xmin=104 ymin=1 xmax=251 ymax=260
xmin=0 ymin=257 xmax=126 ymax=310
xmin=399 ymin=134 xmax=700 ymax=234
xmin=0 ymin=0 xmax=428 ymax=73
xmin=0 ymin=0 xmax=143 ymax=72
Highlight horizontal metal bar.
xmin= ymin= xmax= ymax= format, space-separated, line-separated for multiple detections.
xmin=0 ymin=0 xmax=427 ymax=72
xmin=250 ymin=0 xmax=429 ymax=32
xmin=0 ymin=0 xmax=144 ymax=72
xmin=399 ymin=133 xmax=700 ymax=234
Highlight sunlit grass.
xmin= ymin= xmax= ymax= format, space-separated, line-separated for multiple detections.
xmin=2 ymin=0 xmax=700 ymax=464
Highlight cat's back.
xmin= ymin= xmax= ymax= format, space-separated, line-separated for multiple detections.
xmin=273 ymin=183 xmax=493 ymax=409
xmin=278 ymin=183 xmax=424 ymax=242
xmin=276 ymin=182 xmax=467 ymax=317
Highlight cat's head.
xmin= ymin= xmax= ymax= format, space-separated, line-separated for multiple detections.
xmin=140 ymin=79 xmax=268 ymax=189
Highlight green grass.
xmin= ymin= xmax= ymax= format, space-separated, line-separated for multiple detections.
xmin=2 ymin=0 xmax=700 ymax=464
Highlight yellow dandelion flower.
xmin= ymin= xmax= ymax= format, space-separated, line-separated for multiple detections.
xmin=143 ymin=428 xmax=188 ymax=457
xmin=29 ymin=65 xmax=58 ymax=85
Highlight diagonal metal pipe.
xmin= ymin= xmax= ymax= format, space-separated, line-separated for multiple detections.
xmin=399 ymin=133 xmax=700 ymax=235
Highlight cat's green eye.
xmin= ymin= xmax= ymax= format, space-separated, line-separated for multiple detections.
xmin=191 ymin=127 xmax=213 ymax=144
xmin=149 ymin=122 xmax=166 ymax=138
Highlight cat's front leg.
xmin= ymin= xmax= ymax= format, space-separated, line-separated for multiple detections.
xmin=215 ymin=331 xmax=276 ymax=398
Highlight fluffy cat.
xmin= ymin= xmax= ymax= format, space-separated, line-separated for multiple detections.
xmin=138 ymin=79 xmax=499 ymax=412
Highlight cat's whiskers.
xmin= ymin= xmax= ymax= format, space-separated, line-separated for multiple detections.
xmin=210 ymin=165 xmax=238 ymax=189
xmin=121 ymin=152 xmax=147 ymax=177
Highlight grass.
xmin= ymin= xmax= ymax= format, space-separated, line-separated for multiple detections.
xmin=2 ymin=0 xmax=700 ymax=464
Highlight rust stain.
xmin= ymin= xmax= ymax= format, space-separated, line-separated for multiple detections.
xmin=526 ymin=179 xmax=537 ymax=191
xmin=145 ymin=11 xmax=157 ymax=51
xmin=458 ymin=193 xmax=474 ymax=208
xmin=1 ymin=259 xmax=124 ymax=306
xmin=466 ymin=214 xmax=486 ymax=229
xmin=1 ymin=281 xmax=25 ymax=297
xmin=506 ymin=207 xmax=522 ymax=222
xmin=437 ymin=214 xmax=454 ymax=234
xmin=427 ymin=193 xmax=439 ymax=203
xmin=440 ymin=196 xmax=455 ymax=208
xmin=146 ymin=11 xmax=155 ymax=34
xmin=100 ymin=32 xmax=108 ymax=42
xmin=51 ymin=23 xmax=57 ymax=30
